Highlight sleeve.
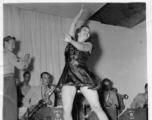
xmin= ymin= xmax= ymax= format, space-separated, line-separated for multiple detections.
xmin=48 ymin=93 xmax=55 ymax=108
xmin=112 ymin=92 xmax=119 ymax=107
xmin=118 ymin=96 xmax=125 ymax=110
xmin=130 ymin=94 xmax=139 ymax=108
xmin=10 ymin=53 xmax=28 ymax=69
xmin=22 ymin=88 xmax=34 ymax=108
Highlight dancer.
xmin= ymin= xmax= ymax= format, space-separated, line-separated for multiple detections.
xmin=57 ymin=5 xmax=108 ymax=120
xmin=3 ymin=36 xmax=30 ymax=120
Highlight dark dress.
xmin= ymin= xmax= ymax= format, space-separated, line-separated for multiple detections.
xmin=57 ymin=40 xmax=100 ymax=90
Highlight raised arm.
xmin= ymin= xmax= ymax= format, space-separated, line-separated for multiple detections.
xmin=64 ymin=5 xmax=92 ymax=52
xmin=69 ymin=5 xmax=87 ymax=38
xmin=64 ymin=34 xmax=93 ymax=52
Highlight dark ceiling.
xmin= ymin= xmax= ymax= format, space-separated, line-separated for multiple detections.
xmin=89 ymin=3 xmax=146 ymax=28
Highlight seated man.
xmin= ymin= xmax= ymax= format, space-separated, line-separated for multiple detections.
xmin=20 ymin=71 xmax=32 ymax=96
xmin=17 ymin=71 xmax=31 ymax=107
xmin=22 ymin=72 xmax=55 ymax=120
xmin=98 ymin=78 xmax=119 ymax=108
xmin=130 ymin=83 xmax=148 ymax=109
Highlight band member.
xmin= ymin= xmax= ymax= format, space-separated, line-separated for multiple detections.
xmin=17 ymin=71 xmax=32 ymax=107
xmin=21 ymin=71 xmax=32 ymax=96
xmin=99 ymin=78 xmax=119 ymax=108
xmin=111 ymin=88 xmax=126 ymax=114
xmin=57 ymin=5 xmax=108 ymax=120
xmin=130 ymin=83 xmax=148 ymax=109
xmin=23 ymin=72 xmax=55 ymax=119
xmin=3 ymin=36 xmax=30 ymax=120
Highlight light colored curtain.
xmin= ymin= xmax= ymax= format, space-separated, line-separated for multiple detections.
xmin=3 ymin=5 xmax=68 ymax=86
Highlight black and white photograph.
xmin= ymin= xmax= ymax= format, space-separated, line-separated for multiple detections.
xmin=1 ymin=1 xmax=152 ymax=120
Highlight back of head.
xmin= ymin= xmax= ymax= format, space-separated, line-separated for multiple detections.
xmin=101 ymin=78 xmax=112 ymax=91
xmin=111 ymin=87 xmax=118 ymax=93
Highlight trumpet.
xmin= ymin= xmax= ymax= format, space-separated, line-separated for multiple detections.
xmin=118 ymin=94 xmax=129 ymax=99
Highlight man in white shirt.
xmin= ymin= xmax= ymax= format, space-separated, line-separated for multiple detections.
xmin=3 ymin=36 xmax=30 ymax=120
xmin=131 ymin=83 xmax=148 ymax=109
xmin=23 ymin=72 xmax=55 ymax=119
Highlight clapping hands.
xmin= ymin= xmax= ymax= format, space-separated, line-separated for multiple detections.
xmin=24 ymin=54 xmax=30 ymax=60
xmin=23 ymin=54 xmax=30 ymax=68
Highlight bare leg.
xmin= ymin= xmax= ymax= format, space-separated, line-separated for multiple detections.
xmin=80 ymin=87 xmax=108 ymax=120
xmin=62 ymin=86 xmax=77 ymax=120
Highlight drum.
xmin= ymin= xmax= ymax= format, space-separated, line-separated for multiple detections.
xmin=118 ymin=108 xmax=148 ymax=120
xmin=87 ymin=107 xmax=117 ymax=120
xmin=51 ymin=107 xmax=64 ymax=120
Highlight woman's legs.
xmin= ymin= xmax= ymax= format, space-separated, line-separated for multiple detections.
xmin=80 ymin=87 xmax=108 ymax=120
xmin=62 ymin=86 xmax=77 ymax=120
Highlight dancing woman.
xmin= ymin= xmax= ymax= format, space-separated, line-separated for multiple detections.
xmin=57 ymin=5 xmax=108 ymax=120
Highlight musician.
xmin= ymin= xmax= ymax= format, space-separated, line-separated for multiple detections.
xmin=20 ymin=71 xmax=32 ymax=96
xmin=111 ymin=88 xmax=126 ymax=113
xmin=130 ymin=83 xmax=148 ymax=109
xmin=22 ymin=72 xmax=55 ymax=119
xmin=99 ymin=78 xmax=119 ymax=108
xmin=17 ymin=71 xmax=32 ymax=107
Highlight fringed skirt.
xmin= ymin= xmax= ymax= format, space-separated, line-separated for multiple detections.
xmin=57 ymin=62 xmax=100 ymax=90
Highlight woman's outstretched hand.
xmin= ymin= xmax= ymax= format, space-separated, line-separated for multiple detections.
xmin=64 ymin=35 xmax=72 ymax=43
xmin=79 ymin=5 xmax=87 ymax=14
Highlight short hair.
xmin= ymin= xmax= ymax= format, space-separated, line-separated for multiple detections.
xmin=3 ymin=36 xmax=16 ymax=47
xmin=75 ymin=25 xmax=91 ymax=42
xmin=145 ymin=83 xmax=148 ymax=89
xmin=23 ymin=71 xmax=31 ymax=77
xmin=40 ymin=72 xmax=50 ymax=78
xmin=101 ymin=78 xmax=112 ymax=90
xmin=102 ymin=78 xmax=111 ymax=83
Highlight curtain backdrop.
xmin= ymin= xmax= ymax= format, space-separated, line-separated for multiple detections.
xmin=3 ymin=5 xmax=68 ymax=86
